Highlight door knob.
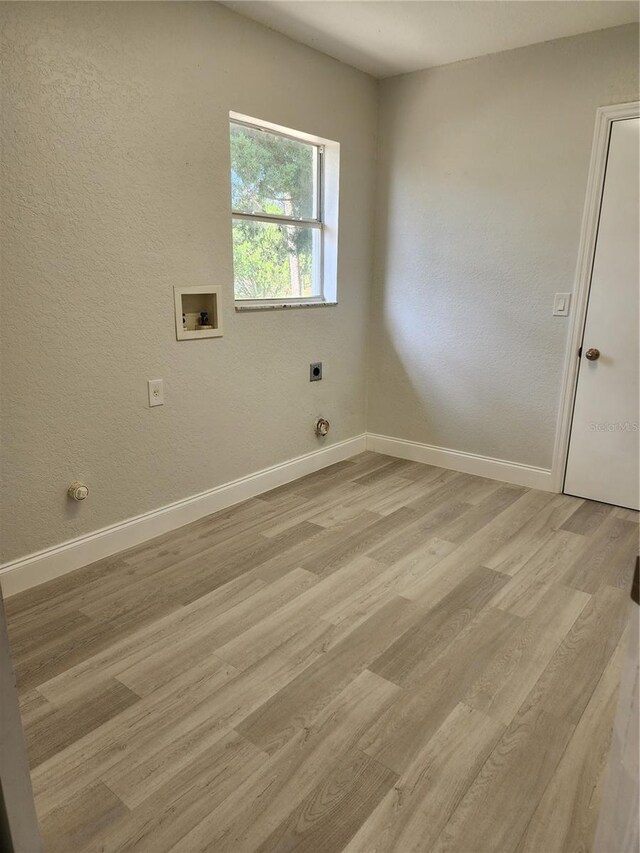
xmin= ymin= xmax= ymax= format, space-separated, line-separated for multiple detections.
xmin=585 ymin=347 xmax=600 ymax=361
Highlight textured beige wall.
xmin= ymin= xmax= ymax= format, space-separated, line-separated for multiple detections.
xmin=0 ymin=2 xmax=377 ymax=562
xmin=368 ymin=25 xmax=639 ymax=469
xmin=2 ymin=8 xmax=638 ymax=566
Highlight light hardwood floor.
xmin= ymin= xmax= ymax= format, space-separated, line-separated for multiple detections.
xmin=5 ymin=452 xmax=639 ymax=853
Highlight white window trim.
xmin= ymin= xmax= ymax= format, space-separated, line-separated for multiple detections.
xmin=229 ymin=111 xmax=339 ymax=310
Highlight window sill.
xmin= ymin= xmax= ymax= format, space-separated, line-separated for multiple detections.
xmin=234 ymin=301 xmax=338 ymax=313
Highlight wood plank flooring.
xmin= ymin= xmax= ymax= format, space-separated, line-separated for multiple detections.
xmin=4 ymin=452 xmax=638 ymax=853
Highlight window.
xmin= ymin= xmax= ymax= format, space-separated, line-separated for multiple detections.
xmin=229 ymin=113 xmax=339 ymax=309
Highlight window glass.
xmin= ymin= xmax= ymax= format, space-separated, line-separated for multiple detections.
xmin=230 ymin=123 xmax=317 ymax=221
xmin=232 ymin=219 xmax=320 ymax=300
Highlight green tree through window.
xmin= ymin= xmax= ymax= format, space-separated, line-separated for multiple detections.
xmin=230 ymin=121 xmax=321 ymax=301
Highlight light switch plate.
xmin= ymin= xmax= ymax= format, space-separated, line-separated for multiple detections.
xmin=148 ymin=379 xmax=164 ymax=407
xmin=553 ymin=293 xmax=571 ymax=316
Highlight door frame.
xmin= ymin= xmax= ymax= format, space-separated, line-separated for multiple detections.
xmin=552 ymin=101 xmax=640 ymax=493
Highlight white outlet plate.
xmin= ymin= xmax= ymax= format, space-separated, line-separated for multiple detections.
xmin=148 ymin=379 xmax=164 ymax=407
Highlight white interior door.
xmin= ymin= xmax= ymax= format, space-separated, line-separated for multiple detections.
xmin=564 ymin=117 xmax=639 ymax=510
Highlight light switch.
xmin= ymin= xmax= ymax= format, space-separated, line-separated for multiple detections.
xmin=553 ymin=293 xmax=571 ymax=317
xmin=148 ymin=379 xmax=164 ymax=407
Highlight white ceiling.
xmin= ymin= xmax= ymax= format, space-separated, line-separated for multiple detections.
xmin=222 ymin=1 xmax=639 ymax=78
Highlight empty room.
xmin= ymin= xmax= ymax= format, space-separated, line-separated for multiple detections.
xmin=1 ymin=1 xmax=639 ymax=851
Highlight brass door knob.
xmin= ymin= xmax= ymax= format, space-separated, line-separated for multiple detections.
xmin=585 ymin=347 xmax=600 ymax=361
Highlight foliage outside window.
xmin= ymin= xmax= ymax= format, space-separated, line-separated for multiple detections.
xmin=230 ymin=118 xmax=325 ymax=304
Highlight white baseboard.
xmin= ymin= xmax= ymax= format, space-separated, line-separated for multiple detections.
xmin=366 ymin=433 xmax=554 ymax=492
xmin=0 ymin=434 xmax=366 ymax=598
xmin=0 ymin=431 xmax=555 ymax=598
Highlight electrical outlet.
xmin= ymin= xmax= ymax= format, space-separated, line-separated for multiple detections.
xmin=148 ymin=379 xmax=164 ymax=407
xmin=310 ymin=362 xmax=322 ymax=382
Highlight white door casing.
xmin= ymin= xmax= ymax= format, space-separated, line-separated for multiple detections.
xmin=564 ymin=116 xmax=639 ymax=509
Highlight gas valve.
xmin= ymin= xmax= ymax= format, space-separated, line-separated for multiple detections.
xmin=68 ymin=481 xmax=89 ymax=501
xmin=315 ymin=418 xmax=330 ymax=437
